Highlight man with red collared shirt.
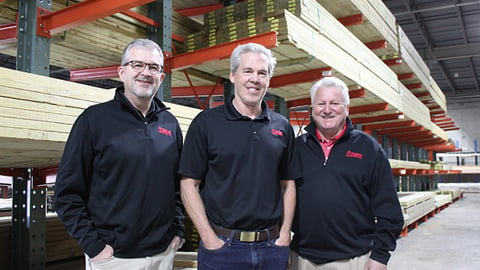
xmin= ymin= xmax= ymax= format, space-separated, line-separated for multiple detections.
xmin=291 ymin=77 xmax=404 ymax=270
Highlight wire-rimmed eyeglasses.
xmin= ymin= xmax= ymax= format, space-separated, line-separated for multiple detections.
xmin=124 ymin=60 xmax=164 ymax=74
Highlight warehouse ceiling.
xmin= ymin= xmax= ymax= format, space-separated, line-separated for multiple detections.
xmin=383 ymin=0 xmax=480 ymax=104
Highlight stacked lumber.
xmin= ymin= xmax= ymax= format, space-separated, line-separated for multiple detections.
xmin=45 ymin=214 xmax=84 ymax=263
xmin=0 ymin=213 xmax=199 ymax=269
xmin=0 ymin=67 xmax=112 ymax=168
xmin=0 ymin=0 xmax=210 ymax=88
xmin=437 ymin=189 xmax=463 ymax=200
xmin=182 ymin=215 xmax=200 ymax=252
xmin=389 ymin=159 xmax=431 ymax=170
xmin=0 ymin=214 xmax=84 ymax=269
xmin=316 ymin=0 xmax=446 ymax=113
xmin=186 ymin=1 xmax=445 ymax=140
xmin=0 ymin=0 xmax=203 ymax=66
xmin=190 ymin=0 xmax=398 ymax=91
xmin=398 ymin=191 xmax=436 ymax=226
xmin=434 ymin=193 xmax=452 ymax=208
xmin=0 ymin=67 xmax=201 ymax=169
xmin=317 ymin=0 xmax=398 ymax=58
xmin=174 ymin=252 xmax=198 ymax=269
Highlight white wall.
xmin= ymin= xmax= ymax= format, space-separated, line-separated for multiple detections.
xmin=446 ymin=99 xmax=480 ymax=153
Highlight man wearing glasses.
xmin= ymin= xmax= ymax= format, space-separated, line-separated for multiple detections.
xmin=55 ymin=39 xmax=185 ymax=270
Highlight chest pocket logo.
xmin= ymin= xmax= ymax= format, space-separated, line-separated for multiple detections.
xmin=271 ymin=129 xmax=283 ymax=136
xmin=346 ymin=150 xmax=363 ymax=159
xmin=158 ymin=126 xmax=172 ymax=136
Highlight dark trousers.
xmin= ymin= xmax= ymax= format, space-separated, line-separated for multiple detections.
xmin=198 ymin=234 xmax=289 ymax=270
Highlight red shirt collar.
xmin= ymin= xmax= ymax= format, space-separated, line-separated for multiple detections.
xmin=315 ymin=123 xmax=347 ymax=143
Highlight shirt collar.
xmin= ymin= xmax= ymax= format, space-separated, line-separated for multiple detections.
xmin=315 ymin=122 xmax=347 ymax=143
xmin=224 ymin=96 xmax=270 ymax=121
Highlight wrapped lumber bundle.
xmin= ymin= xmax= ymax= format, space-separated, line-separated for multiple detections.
xmin=0 ymin=67 xmax=201 ymax=168
xmin=398 ymin=192 xmax=436 ymax=227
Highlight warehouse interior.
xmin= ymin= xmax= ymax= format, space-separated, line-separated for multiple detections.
xmin=0 ymin=0 xmax=479 ymax=269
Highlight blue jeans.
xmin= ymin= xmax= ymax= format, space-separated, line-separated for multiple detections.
xmin=198 ymin=234 xmax=290 ymax=270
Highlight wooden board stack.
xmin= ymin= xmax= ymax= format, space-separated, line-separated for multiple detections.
xmin=185 ymin=0 xmax=446 ymax=140
xmin=434 ymin=193 xmax=452 ymax=209
xmin=389 ymin=159 xmax=432 ymax=170
xmin=0 ymin=67 xmax=201 ymax=169
xmin=0 ymin=0 xmax=211 ymax=88
xmin=316 ymin=0 xmax=446 ymax=113
xmin=398 ymin=191 xmax=436 ymax=227
xmin=0 ymin=214 xmax=83 ymax=269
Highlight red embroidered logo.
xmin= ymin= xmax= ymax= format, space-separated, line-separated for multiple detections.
xmin=271 ymin=129 xmax=283 ymax=136
xmin=346 ymin=150 xmax=363 ymax=159
xmin=158 ymin=127 xmax=172 ymax=136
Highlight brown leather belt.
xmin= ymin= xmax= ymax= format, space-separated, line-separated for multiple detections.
xmin=212 ymin=224 xmax=280 ymax=242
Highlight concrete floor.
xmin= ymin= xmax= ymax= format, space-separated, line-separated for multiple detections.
xmin=388 ymin=192 xmax=480 ymax=270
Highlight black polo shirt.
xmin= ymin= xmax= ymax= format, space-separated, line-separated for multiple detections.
xmin=179 ymin=98 xmax=300 ymax=230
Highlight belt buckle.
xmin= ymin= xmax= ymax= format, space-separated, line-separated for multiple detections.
xmin=240 ymin=231 xmax=259 ymax=242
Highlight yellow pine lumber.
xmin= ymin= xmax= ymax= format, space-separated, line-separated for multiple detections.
xmin=389 ymin=159 xmax=431 ymax=170
xmin=0 ymin=67 xmax=201 ymax=168
xmin=317 ymin=0 xmax=399 ymax=53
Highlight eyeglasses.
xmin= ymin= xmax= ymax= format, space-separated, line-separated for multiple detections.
xmin=124 ymin=60 xmax=163 ymax=74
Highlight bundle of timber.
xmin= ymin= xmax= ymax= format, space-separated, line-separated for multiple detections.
xmin=189 ymin=1 xmax=399 ymax=92
xmin=317 ymin=0 xmax=399 ymax=57
xmin=389 ymin=159 xmax=431 ymax=170
xmin=0 ymin=67 xmax=201 ymax=169
xmin=189 ymin=0 xmax=399 ymax=94
xmin=186 ymin=4 xmax=440 ymax=141
xmin=434 ymin=193 xmax=452 ymax=208
xmin=173 ymin=252 xmax=198 ymax=269
xmin=187 ymin=4 xmax=438 ymax=139
xmin=0 ymin=67 xmax=113 ymax=168
xmin=398 ymin=192 xmax=436 ymax=227
xmin=0 ymin=214 xmax=84 ymax=269
xmin=437 ymin=189 xmax=463 ymax=200
xmin=0 ymin=0 xmax=203 ymax=68
xmin=314 ymin=0 xmax=446 ymax=113
xmin=395 ymin=26 xmax=446 ymax=113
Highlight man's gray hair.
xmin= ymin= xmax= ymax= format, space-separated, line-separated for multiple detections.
xmin=121 ymin=39 xmax=164 ymax=65
xmin=230 ymin=43 xmax=277 ymax=79
xmin=310 ymin=77 xmax=350 ymax=105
